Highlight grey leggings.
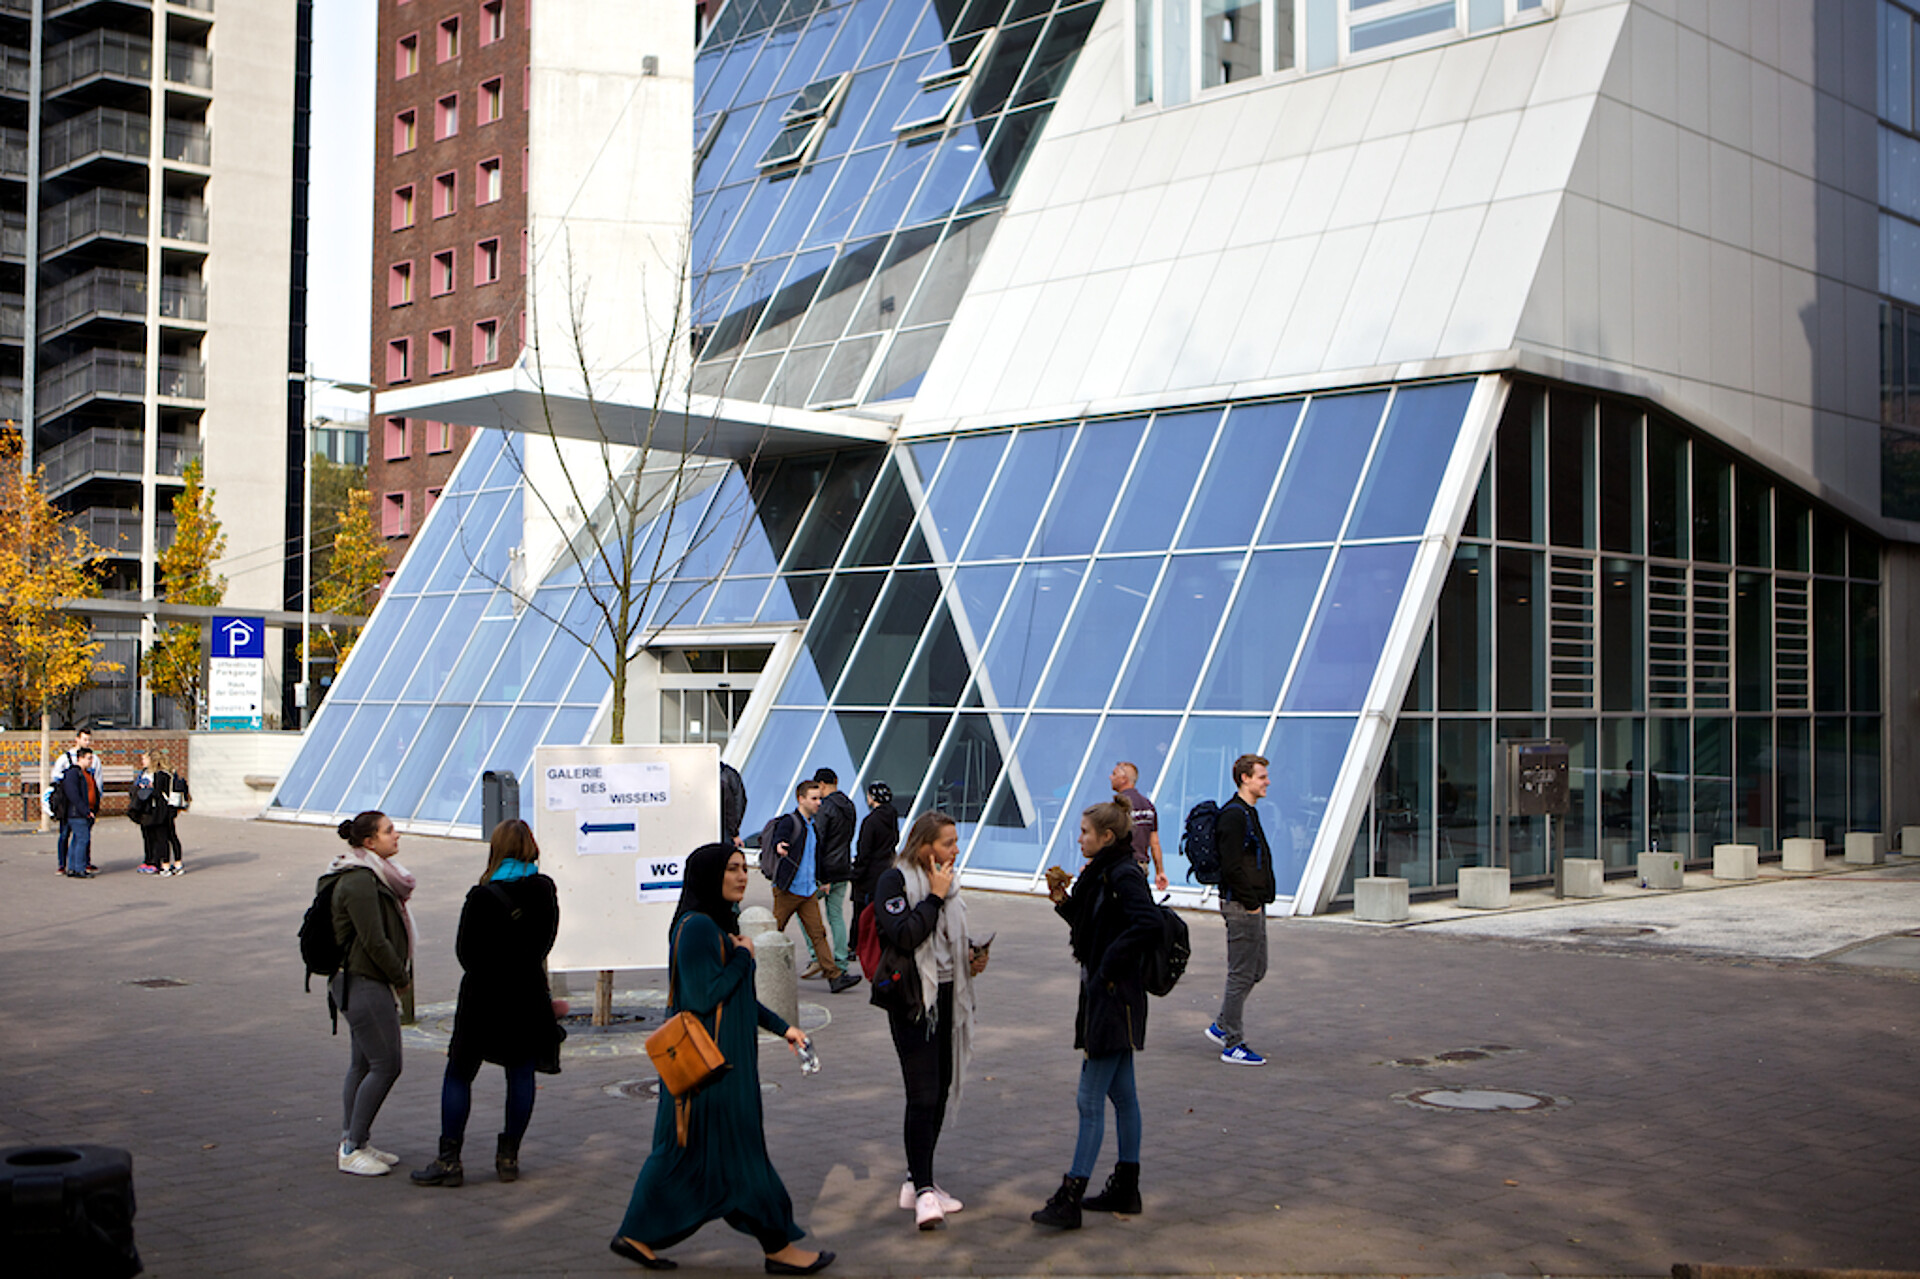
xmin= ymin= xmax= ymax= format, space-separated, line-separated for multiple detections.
xmin=333 ymin=972 xmax=403 ymax=1149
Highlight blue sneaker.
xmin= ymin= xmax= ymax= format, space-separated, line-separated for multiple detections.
xmin=1204 ymin=1022 xmax=1227 ymax=1047
xmin=1220 ymin=1043 xmax=1266 ymax=1067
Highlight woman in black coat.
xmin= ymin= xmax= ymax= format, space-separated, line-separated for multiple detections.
xmin=412 ymin=819 xmax=563 ymax=1187
xmin=1031 ymin=798 xmax=1162 ymax=1231
xmin=850 ymin=782 xmax=899 ymax=926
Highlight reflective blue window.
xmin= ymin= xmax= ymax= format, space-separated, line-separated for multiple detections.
xmin=949 ymin=562 xmax=1016 ymax=651
xmin=1155 ymin=714 xmax=1269 ymax=879
xmin=898 ymin=602 xmax=971 ymax=706
xmin=1032 ymin=416 xmax=1145 ymax=557
xmin=365 ymin=600 xmax=442 ymax=701
xmin=777 ymin=571 xmax=885 ymax=702
xmin=924 ymin=711 xmax=1013 ymax=851
xmin=1262 ymin=390 xmax=1390 ymax=544
xmin=325 ymin=596 xmax=412 ymax=706
xmin=1037 ymin=558 xmax=1161 ymax=708
xmin=1195 ymin=547 xmax=1330 ymax=712
xmin=850 ymin=139 xmax=940 ymax=239
xmin=1114 ymin=553 xmax=1241 ymax=710
xmin=1346 ymin=381 xmax=1475 ymax=539
xmin=1042 ymin=712 xmax=1181 ymax=874
xmin=836 ymin=569 xmax=942 ymax=704
xmin=381 ymin=704 xmax=470 ymax=820
xmin=821 ymin=709 xmax=885 ymax=784
xmin=742 ymin=708 xmax=825 ymax=832
xmin=411 ymin=705 xmax=514 ymax=824
xmin=963 ymin=426 xmax=1071 ymax=559
xmin=1262 ymin=716 xmax=1358 ymax=895
xmin=400 ymin=592 xmax=489 ymax=703
xmin=920 ymin=431 xmax=1008 ymax=557
xmin=706 ymin=576 xmax=775 ymax=623
xmin=342 ymin=704 xmax=428 ymax=816
xmin=440 ymin=598 xmax=516 ymax=703
xmin=979 ymin=561 xmax=1082 ymax=706
xmin=866 ymin=709 xmax=952 ymax=811
xmin=1103 ymin=409 xmax=1219 ymax=553
xmin=1179 ymin=399 xmax=1298 ymax=550
xmin=968 ymin=712 xmax=1094 ymax=871
xmin=1283 ymin=542 xmax=1419 ymax=712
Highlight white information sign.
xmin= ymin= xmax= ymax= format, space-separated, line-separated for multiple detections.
xmin=536 ymin=743 xmax=720 ymax=973
xmin=207 ymin=657 xmax=264 ymax=729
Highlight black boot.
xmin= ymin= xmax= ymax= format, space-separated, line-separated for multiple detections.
xmin=1030 ymin=1174 xmax=1087 ymax=1229
xmin=495 ymin=1133 xmax=520 ymax=1183
xmin=410 ymin=1137 xmax=463 ymax=1187
xmin=1081 ymin=1161 xmax=1141 ymax=1214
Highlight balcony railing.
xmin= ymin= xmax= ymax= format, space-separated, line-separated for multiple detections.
xmin=36 ymin=349 xmax=146 ymax=421
xmin=0 ymin=377 xmax=20 ymax=423
xmin=161 ymin=198 xmax=207 ymax=244
xmin=1 ymin=48 xmax=30 ymax=96
xmin=164 ymin=46 xmax=211 ymax=90
xmin=42 ymin=190 xmax=149 ymax=255
xmin=0 ymin=294 xmax=22 ymax=342
xmin=162 ymin=119 xmax=210 ymax=166
xmin=42 ymin=108 xmax=151 ymax=174
xmin=160 ymin=277 xmax=206 ymax=322
xmin=0 ymin=128 xmax=26 ymax=179
xmin=2 ymin=210 xmax=25 ymax=261
xmin=166 ymin=0 xmax=215 ymax=11
xmin=44 ymin=30 xmax=153 ymax=95
xmin=158 ymin=354 xmax=204 ymax=400
xmin=71 ymin=506 xmax=177 ymax=557
xmin=38 ymin=427 xmax=202 ymax=495
xmin=38 ymin=268 xmax=147 ymax=334
xmin=0 ymin=0 xmax=29 ymax=17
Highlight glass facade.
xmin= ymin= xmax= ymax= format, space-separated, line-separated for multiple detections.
xmin=1880 ymin=0 xmax=1920 ymax=518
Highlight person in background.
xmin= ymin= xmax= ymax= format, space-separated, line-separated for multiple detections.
xmin=850 ymin=781 xmax=898 ymax=928
xmin=131 ymin=751 xmax=191 ymax=877
xmin=721 ymin=761 xmax=748 ymax=849
xmin=59 ymin=745 xmax=100 ymax=879
xmin=809 ymin=768 xmax=859 ymax=977
xmin=765 ymin=781 xmax=860 ymax=995
xmin=411 ymin=818 xmax=564 ymax=1188
xmin=49 ymin=728 xmax=98 ymax=876
xmin=610 ymin=843 xmax=835 ymax=1274
xmin=323 ymin=810 xmax=416 ymax=1176
xmin=1206 ymin=754 xmax=1276 ymax=1067
xmin=1109 ymin=761 xmax=1169 ymax=892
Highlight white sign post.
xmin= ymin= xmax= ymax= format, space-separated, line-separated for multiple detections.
xmin=536 ymin=743 xmax=720 ymax=977
xmin=208 ymin=616 xmax=265 ymax=730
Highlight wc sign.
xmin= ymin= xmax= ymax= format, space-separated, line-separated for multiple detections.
xmin=636 ymin=856 xmax=684 ymax=904
xmin=208 ymin=616 xmax=265 ymax=730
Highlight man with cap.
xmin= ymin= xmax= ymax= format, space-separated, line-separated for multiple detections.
xmin=808 ymin=768 xmax=859 ymax=977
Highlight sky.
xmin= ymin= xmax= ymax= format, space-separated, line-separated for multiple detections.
xmin=307 ymin=0 xmax=377 ymax=422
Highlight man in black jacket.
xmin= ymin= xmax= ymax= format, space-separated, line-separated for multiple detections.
xmin=810 ymin=768 xmax=859 ymax=977
xmin=719 ymin=762 xmax=747 ymax=848
xmin=1206 ymin=754 xmax=1274 ymax=1066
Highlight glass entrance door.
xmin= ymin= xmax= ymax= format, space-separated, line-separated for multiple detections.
xmin=656 ymin=648 xmax=771 ymax=749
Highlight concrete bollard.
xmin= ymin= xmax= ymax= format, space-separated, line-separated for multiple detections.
xmin=1458 ymin=866 xmax=1509 ymax=909
xmin=1782 ymin=837 xmax=1826 ymax=872
xmin=738 ymin=905 xmax=778 ymax=939
xmin=1844 ymin=832 xmax=1887 ymax=866
xmin=1561 ymin=858 xmax=1605 ymax=898
xmin=1712 ymin=843 xmax=1759 ymax=880
xmin=1902 ymin=825 xmax=1920 ymax=856
xmin=1638 ymin=851 xmax=1683 ymax=889
xmin=751 ymin=928 xmax=800 ymax=1033
xmin=1353 ymin=877 xmax=1409 ymax=922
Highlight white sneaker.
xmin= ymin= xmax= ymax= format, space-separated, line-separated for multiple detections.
xmin=338 ymin=1146 xmax=391 ymax=1176
xmin=364 ymin=1145 xmax=400 ymax=1166
xmin=914 ymin=1188 xmax=945 ymax=1230
xmin=900 ymin=1181 xmax=963 ymax=1213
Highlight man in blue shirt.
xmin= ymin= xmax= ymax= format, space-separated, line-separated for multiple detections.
xmin=767 ymin=780 xmax=860 ymax=994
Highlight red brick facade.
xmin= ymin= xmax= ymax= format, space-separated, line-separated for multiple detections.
xmin=369 ymin=0 xmax=531 ymax=576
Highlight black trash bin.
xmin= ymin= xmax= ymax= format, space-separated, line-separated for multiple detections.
xmin=0 ymin=1144 xmax=142 ymax=1277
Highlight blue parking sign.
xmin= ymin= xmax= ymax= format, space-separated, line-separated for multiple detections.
xmin=211 ymin=616 xmax=265 ymax=660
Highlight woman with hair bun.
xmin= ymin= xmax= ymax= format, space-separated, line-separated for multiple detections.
xmin=320 ymin=809 xmax=416 ymax=1176
xmin=412 ymin=818 xmax=564 ymax=1187
xmin=1030 ymin=798 xmax=1161 ymax=1230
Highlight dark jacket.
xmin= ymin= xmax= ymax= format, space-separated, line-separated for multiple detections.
xmin=869 ymin=863 xmax=945 ymax=1019
xmin=1216 ymin=795 xmax=1276 ymax=909
xmin=814 ymin=790 xmax=857 ymax=883
xmin=59 ymin=761 xmax=98 ymax=822
xmin=449 ymin=875 xmax=563 ymax=1066
xmin=1056 ymin=843 xmax=1161 ymax=1056
xmin=852 ymin=801 xmax=899 ymax=904
xmin=327 ymin=865 xmax=411 ymax=987
xmin=719 ymin=763 xmax=747 ymax=844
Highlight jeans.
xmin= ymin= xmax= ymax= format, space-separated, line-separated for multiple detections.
xmin=64 ymin=818 xmax=93 ymax=875
xmin=889 ymin=982 xmax=954 ymax=1192
xmin=772 ymin=886 xmax=841 ymax=978
xmin=334 ymin=972 xmax=403 ymax=1149
xmin=1215 ymin=898 xmax=1269 ymax=1050
xmin=820 ymin=880 xmax=852 ymax=968
xmin=1069 ymin=1050 xmax=1140 ymax=1179
xmin=440 ymin=1050 xmax=537 ymax=1146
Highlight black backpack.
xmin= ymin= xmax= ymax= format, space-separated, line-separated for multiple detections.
xmin=1181 ymin=800 xmax=1222 ymax=884
xmin=299 ymin=876 xmax=346 ymax=991
xmin=1142 ymin=900 xmax=1191 ymax=997
xmin=756 ymin=814 xmax=790 ymax=881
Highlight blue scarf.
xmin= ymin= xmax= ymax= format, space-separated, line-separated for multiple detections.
xmin=490 ymin=859 xmax=539 ymax=882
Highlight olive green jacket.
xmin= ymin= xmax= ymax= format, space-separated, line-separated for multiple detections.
xmin=325 ymin=865 xmax=411 ymax=988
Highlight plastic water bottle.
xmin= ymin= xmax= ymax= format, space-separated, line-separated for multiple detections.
xmin=796 ymin=1037 xmax=821 ymax=1076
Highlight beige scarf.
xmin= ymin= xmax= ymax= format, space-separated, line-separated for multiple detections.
xmin=896 ymin=856 xmax=975 ymax=1116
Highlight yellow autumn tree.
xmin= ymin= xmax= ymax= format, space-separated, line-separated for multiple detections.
xmin=307 ymin=486 xmax=385 ymax=673
xmin=143 ymin=457 xmax=226 ymax=721
xmin=0 ymin=431 xmax=117 ymax=726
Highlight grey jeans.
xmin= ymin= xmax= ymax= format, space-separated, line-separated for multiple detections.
xmin=1215 ymin=899 xmax=1269 ymax=1050
xmin=333 ymin=971 xmax=403 ymax=1149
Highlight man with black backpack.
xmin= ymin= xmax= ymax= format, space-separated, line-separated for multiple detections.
xmin=47 ymin=728 xmax=98 ymax=875
xmin=764 ymin=780 xmax=861 ymax=995
xmin=1205 ymin=754 xmax=1274 ymax=1066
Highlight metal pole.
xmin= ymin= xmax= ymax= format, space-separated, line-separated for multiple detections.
xmin=300 ymin=368 xmax=312 ymax=727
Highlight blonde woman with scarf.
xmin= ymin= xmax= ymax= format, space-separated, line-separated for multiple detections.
xmin=321 ymin=809 xmax=418 ymax=1176
xmin=871 ymin=810 xmax=988 ymax=1230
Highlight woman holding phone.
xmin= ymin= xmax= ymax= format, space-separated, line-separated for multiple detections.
xmin=871 ymin=811 xmax=988 ymax=1230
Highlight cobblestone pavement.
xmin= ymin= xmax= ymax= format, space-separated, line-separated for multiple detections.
xmin=2 ymin=817 xmax=1917 ymax=1277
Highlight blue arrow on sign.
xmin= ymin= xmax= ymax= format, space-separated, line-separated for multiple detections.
xmin=581 ymin=820 xmax=637 ymax=835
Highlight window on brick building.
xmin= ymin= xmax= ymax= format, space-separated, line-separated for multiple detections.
xmin=388 ymin=261 xmax=413 ymax=307
xmin=431 ymin=249 xmax=455 ymax=295
xmin=437 ymin=94 xmax=459 ymax=140
xmin=425 ymin=486 xmax=442 ymax=515
xmin=481 ymin=77 xmax=503 ymax=124
xmin=475 ymin=237 xmax=500 ymax=283
xmin=387 ymin=338 xmax=412 ymax=383
xmin=392 ymin=185 xmax=415 ymax=230
xmin=438 ymin=15 xmax=460 ymax=61
xmin=474 ymin=319 xmax=499 ymax=366
xmin=396 ymin=33 xmax=418 ymax=77
xmin=428 ymin=421 xmax=453 ymax=453
xmin=394 ymin=109 xmax=416 ymax=154
xmin=430 ymin=328 xmax=453 ymax=375
xmin=482 ymin=0 xmax=505 ymax=44
xmin=383 ymin=492 xmax=410 ymax=538
xmin=433 ymin=172 xmax=457 ymax=218
xmin=477 ymin=158 xmax=501 ymax=205
xmin=384 ymin=416 xmax=410 ymax=460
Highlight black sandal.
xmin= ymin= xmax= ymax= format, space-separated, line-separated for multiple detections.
xmin=610 ymin=1237 xmax=678 ymax=1270
xmin=765 ymin=1250 xmax=835 ymax=1275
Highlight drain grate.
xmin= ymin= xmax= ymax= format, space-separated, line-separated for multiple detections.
xmin=1568 ymin=925 xmax=1659 ymax=937
xmin=560 ymin=1007 xmax=668 ymax=1035
xmin=127 ymin=977 xmax=188 ymax=989
xmin=1396 ymin=1087 xmax=1566 ymax=1113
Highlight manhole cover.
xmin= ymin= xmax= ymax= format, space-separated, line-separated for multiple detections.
xmin=127 ymin=977 xmax=188 ymax=988
xmin=604 ymin=1078 xmax=779 ymax=1100
xmin=1396 ymin=1088 xmax=1565 ymax=1113
xmin=1568 ymin=926 xmax=1659 ymax=937
xmin=1433 ymin=1049 xmax=1489 ymax=1062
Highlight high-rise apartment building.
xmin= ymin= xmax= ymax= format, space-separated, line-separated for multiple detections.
xmin=2 ymin=0 xmax=302 ymax=727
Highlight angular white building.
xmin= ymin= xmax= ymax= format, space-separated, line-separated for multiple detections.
xmin=271 ymin=0 xmax=1915 ymax=914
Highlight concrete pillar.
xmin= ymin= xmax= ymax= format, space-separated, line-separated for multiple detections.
xmin=1561 ymin=858 xmax=1605 ymax=897
xmin=752 ymin=929 xmax=799 ymax=1033
xmin=1902 ymin=826 xmax=1920 ymax=856
xmin=738 ymin=905 xmax=777 ymax=938
xmin=1782 ymin=837 xmax=1826 ymax=872
xmin=1844 ymin=832 xmax=1887 ymax=866
xmin=1458 ymin=866 xmax=1509 ymax=909
xmin=1638 ymin=851 xmax=1683 ymax=889
xmin=1353 ymin=877 xmax=1409 ymax=922
xmin=1712 ymin=843 xmax=1759 ymax=880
